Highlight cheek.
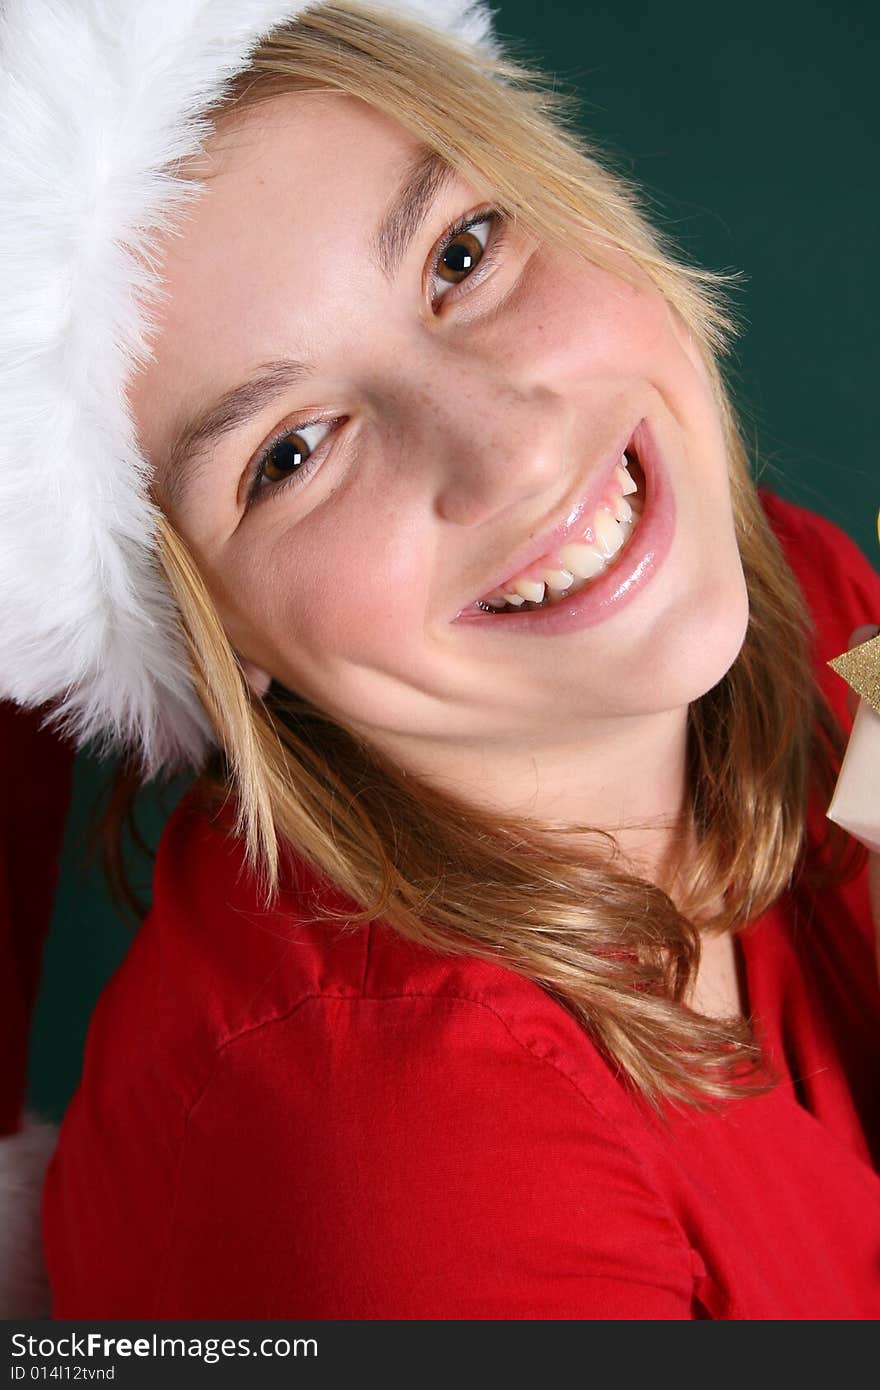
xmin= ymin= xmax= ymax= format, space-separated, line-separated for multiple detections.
xmin=230 ymin=513 xmax=433 ymax=700
xmin=519 ymin=256 xmax=678 ymax=389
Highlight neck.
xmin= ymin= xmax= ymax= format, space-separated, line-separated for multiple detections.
xmin=371 ymin=705 xmax=694 ymax=894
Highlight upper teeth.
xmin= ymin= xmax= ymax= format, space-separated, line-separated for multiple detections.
xmin=481 ymin=453 xmax=641 ymax=609
xmin=615 ymin=462 xmax=638 ymax=497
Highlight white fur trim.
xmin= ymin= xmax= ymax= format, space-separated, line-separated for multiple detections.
xmin=0 ymin=0 xmax=498 ymax=781
xmin=0 ymin=1115 xmax=58 ymax=1319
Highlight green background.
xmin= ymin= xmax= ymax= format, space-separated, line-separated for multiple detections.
xmin=27 ymin=0 xmax=879 ymax=1122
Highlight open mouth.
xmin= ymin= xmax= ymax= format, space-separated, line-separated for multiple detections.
xmin=474 ymin=442 xmax=647 ymax=615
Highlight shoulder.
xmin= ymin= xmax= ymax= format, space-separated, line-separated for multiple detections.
xmin=142 ymin=972 xmax=692 ymax=1317
xmin=81 ymin=784 xmax=638 ymax=1121
xmin=105 ymin=822 xmax=693 ymax=1315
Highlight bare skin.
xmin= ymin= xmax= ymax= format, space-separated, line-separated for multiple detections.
xmin=127 ymin=93 xmax=753 ymax=1019
xmin=687 ymin=929 xmax=746 ymax=1019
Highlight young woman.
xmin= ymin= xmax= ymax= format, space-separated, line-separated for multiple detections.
xmin=2 ymin=0 xmax=878 ymax=1318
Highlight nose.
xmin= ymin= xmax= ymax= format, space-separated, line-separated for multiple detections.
xmin=406 ymin=349 xmax=569 ymax=528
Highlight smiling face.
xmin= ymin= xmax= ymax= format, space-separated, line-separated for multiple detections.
xmin=128 ymin=90 xmax=749 ymax=823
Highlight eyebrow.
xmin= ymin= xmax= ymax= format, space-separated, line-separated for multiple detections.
xmin=370 ymin=146 xmax=457 ymax=279
xmin=154 ymin=147 xmax=458 ymax=511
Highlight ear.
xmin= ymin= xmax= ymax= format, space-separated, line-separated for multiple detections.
xmin=237 ymin=656 xmax=273 ymax=699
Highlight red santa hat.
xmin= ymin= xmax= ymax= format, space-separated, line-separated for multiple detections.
xmin=0 ymin=0 xmax=499 ymax=785
xmin=0 ymin=0 xmax=499 ymax=1317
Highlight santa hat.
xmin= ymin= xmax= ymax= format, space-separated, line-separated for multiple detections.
xmin=0 ymin=0 xmax=499 ymax=1317
xmin=0 ymin=0 xmax=499 ymax=786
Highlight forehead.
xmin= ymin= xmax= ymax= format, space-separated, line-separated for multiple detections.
xmin=128 ymin=92 xmax=429 ymax=465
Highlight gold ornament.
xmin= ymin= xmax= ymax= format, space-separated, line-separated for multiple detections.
xmin=827 ymin=633 xmax=880 ymax=716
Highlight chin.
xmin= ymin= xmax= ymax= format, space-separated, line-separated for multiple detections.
xmin=620 ymin=556 xmax=750 ymax=716
xmin=675 ymin=564 xmax=750 ymax=705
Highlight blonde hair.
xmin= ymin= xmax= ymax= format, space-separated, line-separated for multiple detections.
xmin=104 ymin=1 xmax=863 ymax=1113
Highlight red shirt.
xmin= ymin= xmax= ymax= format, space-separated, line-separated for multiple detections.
xmin=42 ymin=491 xmax=880 ymax=1319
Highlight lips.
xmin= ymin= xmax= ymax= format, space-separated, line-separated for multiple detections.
xmin=451 ymin=415 xmax=675 ymax=635
xmin=456 ymin=422 xmax=643 ymax=616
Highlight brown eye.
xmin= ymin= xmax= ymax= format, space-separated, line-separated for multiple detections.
xmin=248 ymin=418 xmax=334 ymax=505
xmin=261 ymin=430 xmax=310 ymax=484
xmin=436 ymin=226 xmax=487 ymax=285
xmin=433 ymin=208 xmax=500 ymax=298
